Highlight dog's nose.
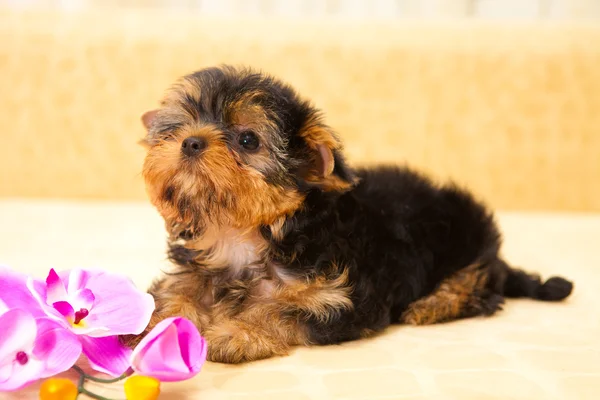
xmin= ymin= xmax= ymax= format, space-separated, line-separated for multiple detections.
xmin=181 ymin=136 xmax=207 ymax=157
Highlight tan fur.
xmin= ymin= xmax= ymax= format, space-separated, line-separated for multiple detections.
xmin=129 ymin=261 xmax=352 ymax=363
xmin=204 ymin=313 xmax=306 ymax=363
xmin=360 ymin=328 xmax=377 ymax=338
xmin=298 ymin=111 xmax=356 ymax=192
xmin=299 ymin=112 xmax=341 ymax=152
xmin=161 ymin=76 xmax=203 ymax=117
xmin=186 ymin=226 xmax=266 ymax=271
xmin=226 ymin=90 xmax=273 ymax=128
xmin=143 ymin=123 xmax=304 ymax=231
xmin=401 ymin=263 xmax=488 ymax=325
xmin=268 ymin=216 xmax=287 ymax=242
xmin=266 ymin=267 xmax=354 ymax=323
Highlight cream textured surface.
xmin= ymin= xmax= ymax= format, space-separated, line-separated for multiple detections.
xmin=0 ymin=200 xmax=598 ymax=400
xmin=1 ymin=9 xmax=600 ymax=211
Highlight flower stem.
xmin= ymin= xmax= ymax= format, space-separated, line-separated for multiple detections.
xmin=77 ymin=371 xmax=85 ymax=399
xmin=72 ymin=364 xmax=128 ymax=400
xmin=78 ymin=386 xmax=114 ymax=400
xmin=71 ymin=365 xmax=127 ymax=383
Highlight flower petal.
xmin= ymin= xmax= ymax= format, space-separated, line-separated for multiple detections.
xmin=67 ymin=324 xmax=111 ymax=337
xmin=0 ymin=309 xmax=46 ymax=391
xmin=70 ymin=288 xmax=95 ymax=311
xmin=45 ymin=269 xmax=67 ymax=304
xmin=130 ymin=319 xmax=174 ymax=379
xmin=0 ymin=267 xmax=46 ymax=318
xmin=130 ymin=317 xmax=206 ymax=382
xmin=52 ymin=301 xmax=75 ymax=320
xmin=26 ymin=277 xmax=50 ymax=310
xmin=80 ymin=336 xmax=132 ymax=377
xmin=26 ymin=277 xmax=68 ymax=326
xmin=82 ymin=271 xmax=154 ymax=337
xmin=33 ymin=318 xmax=82 ymax=377
xmin=130 ymin=317 xmax=172 ymax=361
xmin=65 ymin=268 xmax=94 ymax=294
xmin=175 ymin=318 xmax=207 ymax=374
xmin=0 ymin=355 xmax=45 ymax=391
xmin=0 ymin=298 xmax=8 ymax=315
xmin=0 ymin=309 xmax=37 ymax=365
xmin=141 ymin=323 xmax=189 ymax=379
xmin=0 ymin=359 xmax=11 ymax=382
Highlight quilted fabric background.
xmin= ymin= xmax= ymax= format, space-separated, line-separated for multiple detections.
xmin=1 ymin=9 xmax=599 ymax=210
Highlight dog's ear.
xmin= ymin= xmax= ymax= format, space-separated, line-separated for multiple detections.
xmin=298 ymin=115 xmax=357 ymax=192
xmin=141 ymin=109 xmax=159 ymax=130
xmin=139 ymin=109 xmax=159 ymax=147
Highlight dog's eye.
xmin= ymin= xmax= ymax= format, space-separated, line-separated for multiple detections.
xmin=238 ymin=131 xmax=259 ymax=151
xmin=160 ymin=132 xmax=176 ymax=141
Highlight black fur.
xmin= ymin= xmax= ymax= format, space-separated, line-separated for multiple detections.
xmin=267 ymin=165 xmax=555 ymax=344
xmin=503 ymin=268 xmax=573 ymax=301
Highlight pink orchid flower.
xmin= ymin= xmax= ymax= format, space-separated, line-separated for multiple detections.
xmin=0 ymin=267 xmax=46 ymax=318
xmin=130 ymin=317 xmax=207 ymax=382
xmin=26 ymin=268 xmax=155 ymax=376
xmin=0 ymin=300 xmax=81 ymax=391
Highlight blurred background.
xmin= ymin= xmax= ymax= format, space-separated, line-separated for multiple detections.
xmin=0 ymin=0 xmax=599 ymax=211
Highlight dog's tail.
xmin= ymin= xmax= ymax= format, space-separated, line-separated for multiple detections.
xmin=495 ymin=258 xmax=573 ymax=301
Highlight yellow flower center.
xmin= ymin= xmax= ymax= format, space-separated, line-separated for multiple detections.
xmin=67 ymin=308 xmax=89 ymax=328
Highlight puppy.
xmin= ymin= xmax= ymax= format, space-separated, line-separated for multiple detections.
xmin=135 ymin=65 xmax=573 ymax=363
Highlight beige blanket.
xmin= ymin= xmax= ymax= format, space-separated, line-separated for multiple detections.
xmin=1 ymin=201 xmax=598 ymax=400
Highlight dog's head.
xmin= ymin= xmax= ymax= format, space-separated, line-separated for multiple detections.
xmin=141 ymin=66 xmax=356 ymax=235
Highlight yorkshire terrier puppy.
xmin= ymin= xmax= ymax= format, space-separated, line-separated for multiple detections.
xmin=135 ymin=65 xmax=573 ymax=363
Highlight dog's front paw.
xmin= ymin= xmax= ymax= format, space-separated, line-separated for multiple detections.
xmin=205 ymin=323 xmax=288 ymax=364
